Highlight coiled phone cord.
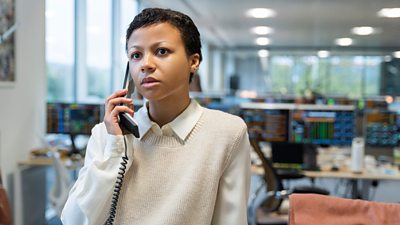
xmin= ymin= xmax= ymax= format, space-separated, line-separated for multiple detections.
xmin=105 ymin=136 xmax=129 ymax=225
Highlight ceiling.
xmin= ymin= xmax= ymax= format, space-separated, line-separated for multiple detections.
xmin=140 ymin=0 xmax=400 ymax=54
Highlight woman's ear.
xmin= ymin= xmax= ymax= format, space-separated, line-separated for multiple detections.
xmin=189 ymin=53 xmax=200 ymax=74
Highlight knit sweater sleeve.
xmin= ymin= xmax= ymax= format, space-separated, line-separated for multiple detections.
xmin=211 ymin=121 xmax=251 ymax=225
xmin=61 ymin=123 xmax=130 ymax=225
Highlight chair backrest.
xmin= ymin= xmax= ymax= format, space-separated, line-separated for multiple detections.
xmin=250 ymin=138 xmax=284 ymax=212
xmin=0 ymin=169 xmax=12 ymax=225
xmin=48 ymin=151 xmax=73 ymax=217
xmin=289 ymin=193 xmax=400 ymax=225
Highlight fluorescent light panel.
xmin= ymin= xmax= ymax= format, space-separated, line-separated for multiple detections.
xmin=251 ymin=26 xmax=273 ymax=35
xmin=351 ymin=26 xmax=377 ymax=36
xmin=335 ymin=38 xmax=353 ymax=46
xmin=393 ymin=51 xmax=400 ymax=58
xmin=246 ymin=8 xmax=276 ymax=18
xmin=318 ymin=50 xmax=330 ymax=58
xmin=258 ymin=49 xmax=269 ymax=57
xmin=377 ymin=8 xmax=400 ymax=18
xmin=255 ymin=37 xmax=271 ymax=45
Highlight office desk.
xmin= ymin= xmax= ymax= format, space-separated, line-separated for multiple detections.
xmin=251 ymin=165 xmax=400 ymax=180
xmin=17 ymin=157 xmax=82 ymax=225
xmin=19 ymin=157 xmax=83 ymax=168
xmin=303 ymin=170 xmax=400 ymax=181
xmin=251 ymin=165 xmax=400 ymax=199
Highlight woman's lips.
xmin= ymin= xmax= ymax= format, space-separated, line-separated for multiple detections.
xmin=141 ymin=77 xmax=160 ymax=87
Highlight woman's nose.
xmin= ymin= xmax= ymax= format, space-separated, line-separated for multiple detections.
xmin=141 ymin=53 xmax=155 ymax=72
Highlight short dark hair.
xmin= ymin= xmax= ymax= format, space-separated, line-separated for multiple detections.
xmin=126 ymin=8 xmax=202 ymax=63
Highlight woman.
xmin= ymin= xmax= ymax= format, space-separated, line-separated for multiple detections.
xmin=61 ymin=8 xmax=251 ymax=225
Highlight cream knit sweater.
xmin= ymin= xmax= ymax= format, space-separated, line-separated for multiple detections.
xmin=61 ymin=101 xmax=251 ymax=225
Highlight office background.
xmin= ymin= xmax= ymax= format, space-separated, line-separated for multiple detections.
xmin=0 ymin=0 xmax=400 ymax=224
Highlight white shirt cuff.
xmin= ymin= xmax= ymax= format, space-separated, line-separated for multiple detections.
xmin=104 ymin=134 xmax=125 ymax=158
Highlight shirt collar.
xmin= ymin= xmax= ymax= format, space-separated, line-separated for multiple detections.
xmin=134 ymin=99 xmax=203 ymax=141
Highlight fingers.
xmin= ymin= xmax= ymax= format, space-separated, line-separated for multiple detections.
xmin=106 ymin=89 xmax=127 ymax=103
xmin=109 ymin=105 xmax=134 ymax=118
xmin=105 ymin=89 xmax=133 ymax=114
xmin=104 ymin=89 xmax=135 ymax=135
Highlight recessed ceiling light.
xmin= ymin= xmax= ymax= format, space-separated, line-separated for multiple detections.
xmin=393 ymin=51 xmax=400 ymax=58
xmin=258 ymin=49 xmax=269 ymax=57
xmin=377 ymin=8 xmax=400 ymax=18
xmin=335 ymin=38 xmax=353 ymax=46
xmin=255 ymin=37 xmax=271 ymax=45
xmin=318 ymin=50 xmax=330 ymax=58
xmin=351 ymin=26 xmax=378 ymax=36
xmin=250 ymin=26 xmax=273 ymax=35
xmin=246 ymin=8 xmax=276 ymax=18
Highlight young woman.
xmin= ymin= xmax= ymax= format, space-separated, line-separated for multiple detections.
xmin=61 ymin=8 xmax=251 ymax=225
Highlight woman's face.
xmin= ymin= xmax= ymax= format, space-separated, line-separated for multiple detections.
xmin=126 ymin=22 xmax=200 ymax=102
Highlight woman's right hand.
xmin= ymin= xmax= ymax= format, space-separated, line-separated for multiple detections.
xmin=103 ymin=89 xmax=134 ymax=135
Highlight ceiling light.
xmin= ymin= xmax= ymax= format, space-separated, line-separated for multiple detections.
xmin=246 ymin=8 xmax=276 ymax=18
xmin=258 ymin=49 xmax=269 ymax=57
xmin=255 ymin=37 xmax=271 ymax=45
xmin=351 ymin=26 xmax=377 ymax=36
xmin=393 ymin=51 xmax=400 ymax=58
xmin=377 ymin=8 xmax=400 ymax=18
xmin=317 ymin=50 xmax=330 ymax=58
xmin=335 ymin=38 xmax=353 ymax=46
xmin=384 ymin=55 xmax=392 ymax=62
xmin=251 ymin=26 xmax=273 ymax=35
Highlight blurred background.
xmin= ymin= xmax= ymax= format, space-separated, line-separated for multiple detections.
xmin=1 ymin=0 xmax=400 ymax=224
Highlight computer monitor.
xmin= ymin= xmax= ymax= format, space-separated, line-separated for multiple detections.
xmin=271 ymin=142 xmax=304 ymax=169
xmin=365 ymin=111 xmax=399 ymax=146
xmin=290 ymin=110 xmax=354 ymax=145
xmin=271 ymin=142 xmax=318 ymax=170
xmin=241 ymin=109 xmax=289 ymax=142
xmin=47 ymin=103 xmax=102 ymax=135
xmin=46 ymin=103 xmax=102 ymax=154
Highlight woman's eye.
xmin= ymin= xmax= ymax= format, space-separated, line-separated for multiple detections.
xmin=157 ymin=48 xmax=168 ymax=55
xmin=131 ymin=52 xmax=141 ymax=60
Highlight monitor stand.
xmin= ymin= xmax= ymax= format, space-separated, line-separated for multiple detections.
xmin=69 ymin=133 xmax=83 ymax=160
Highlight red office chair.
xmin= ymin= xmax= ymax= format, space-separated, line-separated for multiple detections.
xmin=0 ymin=169 xmax=12 ymax=225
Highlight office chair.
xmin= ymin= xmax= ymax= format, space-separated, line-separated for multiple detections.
xmin=248 ymin=138 xmax=329 ymax=225
xmin=289 ymin=193 xmax=400 ymax=225
xmin=48 ymin=150 xmax=73 ymax=218
xmin=0 ymin=169 xmax=12 ymax=225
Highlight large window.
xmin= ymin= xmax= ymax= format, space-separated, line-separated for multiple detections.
xmin=239 ymin=53 xmax=382 ymax=98
xmin=46 ymin=0 xmax=75 ymax=102
xmin=46 ymin=0 xmax=138 ymax=103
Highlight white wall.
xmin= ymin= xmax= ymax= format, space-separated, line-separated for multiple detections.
xmin=0 ymin=0 xmax=46 ymax=198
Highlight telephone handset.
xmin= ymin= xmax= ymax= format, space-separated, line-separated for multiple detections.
xmin=119 ymin=62 xmax=140 ymax=138
xmin=105 ymin=62 xmax=139 ymax=225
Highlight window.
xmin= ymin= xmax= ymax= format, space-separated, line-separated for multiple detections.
xmin=236 ymin=53 xmax=383 ymax=98
xmin=46 ymin=0 xmax=138 ymax=103
xmin=46 ymin=0 xmax=75 ymax=102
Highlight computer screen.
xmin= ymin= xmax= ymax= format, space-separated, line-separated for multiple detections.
xmin=47 ymin=103 xmax=102 ymax=135
xmin=290 ymin=110 xmax=354 ymax=145
xmin=241 ymin=109 xmax=289 ymax=142
xmin=365 ymin=111 xmax=399 ymax=146
xmin=271 ymin=142 xmax=304 ymax=166
xmin=271 ymin=142 xmax=318 ymax=170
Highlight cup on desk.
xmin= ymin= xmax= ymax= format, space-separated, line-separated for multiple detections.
xmin=351 ymin=137 xmax=365 ymax=173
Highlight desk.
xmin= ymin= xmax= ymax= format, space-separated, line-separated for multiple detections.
xmin=303 ymin=170 xmax=400 ymax=181
xmin=19 ymin=157 xmax=83 ymax=168
xmin=251 ymin=165 xmax=400 ymax=180
xmin=17 ymin=157 xmax=82 ymax=225
xmin=251 ymin=165 xmax=400 ymax=199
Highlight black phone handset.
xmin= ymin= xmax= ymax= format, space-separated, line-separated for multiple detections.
xmin=119 ymin=62 xmax=140 ymax=138
xmin=105 ymin=62 xmax=140 ymax=225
